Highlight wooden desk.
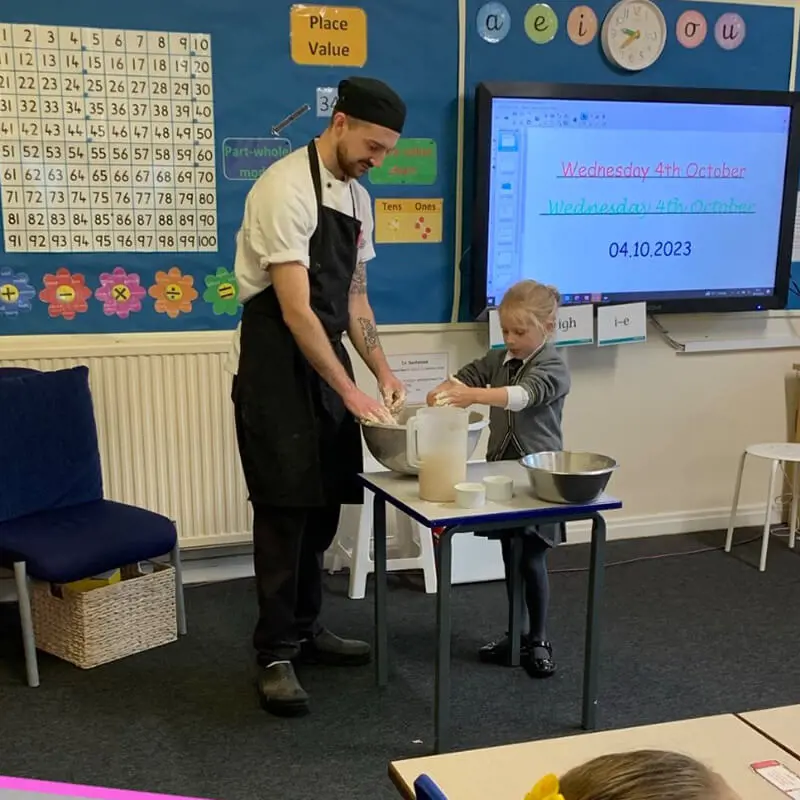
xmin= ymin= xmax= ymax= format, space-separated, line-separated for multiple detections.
xmin=389 ymin=714 xmax=800 ymax=800
xmin=741 ymin=705 xmax=800 ymax=759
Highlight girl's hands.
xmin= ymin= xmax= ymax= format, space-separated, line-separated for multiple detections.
xmin=434 ymin=382 xmax=477 ymax=409
xmin=426 ymin=380 xmax=455 ymax=407
xmin=426 ymin=376 xmax=476 ymax=409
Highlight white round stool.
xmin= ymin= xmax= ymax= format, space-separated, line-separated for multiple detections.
xmin=725 ymin=443 xmax=800 ymax=572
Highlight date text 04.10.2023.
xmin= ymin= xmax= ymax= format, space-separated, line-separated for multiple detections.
xmin=609 ymin=241 xmax=693 ymax=259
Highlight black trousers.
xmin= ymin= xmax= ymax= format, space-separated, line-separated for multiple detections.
xmin=252 ymin=503 xmax=342 ymax=666
xmin=231 ymin=374 xmax=348 ymax=666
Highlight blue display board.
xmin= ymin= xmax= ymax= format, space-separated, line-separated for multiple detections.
xmin=458 ymin=0 xmax=796 ymax=320
xmin=0 ymin=0 xmax=458 ymax=334
xmin=0 ymin=1 xmax=796 ymax=333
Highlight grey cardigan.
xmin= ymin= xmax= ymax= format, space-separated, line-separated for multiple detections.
xmin=454 ymin=343 xmax=571 ymax=461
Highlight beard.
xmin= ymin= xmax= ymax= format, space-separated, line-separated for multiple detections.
xmin=336 ymin=143 xmax=372 ymax=179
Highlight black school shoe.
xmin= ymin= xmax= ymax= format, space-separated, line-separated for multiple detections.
xmin=478 ymin=633 xmax=531 ymax=666
xmin=257 ymin=661 xmax=310 ymax=717
xmin=297 ymin=628 xmax=372 ymax=666
xmin=522 ymin=640 xmax=557 ymax=679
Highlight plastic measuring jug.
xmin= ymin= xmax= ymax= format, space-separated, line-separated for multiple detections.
xmin=406 ymin=407 xmax=469 ymax=502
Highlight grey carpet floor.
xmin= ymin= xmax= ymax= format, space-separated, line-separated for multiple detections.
xmin=1 ymin=529 xmax=799 ymax=800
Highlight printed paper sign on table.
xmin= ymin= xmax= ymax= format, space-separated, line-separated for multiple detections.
xmin=596 ymin=302 xmax=647 ymax=346
xmin=385 ymin=353 xmax=449 ymax=405
xmin=751 ymin=760 xmax=800 ymax=798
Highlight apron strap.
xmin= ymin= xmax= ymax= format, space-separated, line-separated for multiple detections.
xmin=307 ymin=140 xmax=325 ymax=250
xmin=307 ymin=139 xmax=358 ymax=228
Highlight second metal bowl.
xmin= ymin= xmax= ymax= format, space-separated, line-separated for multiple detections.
xmin=520 ymin=450 xmax=618 ymax=504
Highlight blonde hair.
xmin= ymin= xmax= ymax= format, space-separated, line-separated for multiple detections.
xmin=559 ymin=750 xmax=737 ymax=800
xmin=498 ymin=280 xmax=561 ymax=336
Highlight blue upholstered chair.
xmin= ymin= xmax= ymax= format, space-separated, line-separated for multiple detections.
xmin=0 ymin=365 xmax=187 ymax=686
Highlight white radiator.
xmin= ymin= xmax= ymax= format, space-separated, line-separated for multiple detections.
xmin=2 ymin=347 xmax=253 ymax=548
xmin=0 ymin=331 xmax=436 ymax=558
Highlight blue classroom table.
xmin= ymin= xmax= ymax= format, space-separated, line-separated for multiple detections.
xmin=359 ymin=459 xmax=622 ymax=753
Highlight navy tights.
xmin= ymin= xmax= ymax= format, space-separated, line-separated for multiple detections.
xmin=500 ymin=534 xmax=550 ymax=648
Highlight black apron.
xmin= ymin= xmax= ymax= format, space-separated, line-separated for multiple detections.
xmin=233 ymin=140 xmax=364 ymax=508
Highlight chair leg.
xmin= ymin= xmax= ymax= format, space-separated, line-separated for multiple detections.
xmin=329 ymin=544 xmax=345 ymax=574
xmin=13 ymin=561 xmax=40 ymax=688
xmin=760 ymin=459 xmax=780 ymax=572
xmin=417 ymin=523 xmax=438 ymax=595
xmin=328 ymin=504 xmax=359 ymax=574
xmin=725 ymin=451 xmax=747 ymax=553
xmin=170 ymin=545 xmax=188 ymax=635
xmin=348 ymin=491 xmax=374 ymax=600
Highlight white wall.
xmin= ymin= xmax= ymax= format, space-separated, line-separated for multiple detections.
xmin=345 ymin=315 xmax=800 ymax=537
xmin=2 ymin=311 xmax=797 ymax=603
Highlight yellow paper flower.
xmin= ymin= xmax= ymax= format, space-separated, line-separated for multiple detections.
xmin=525 ymin=774 xmax=565 ymax=800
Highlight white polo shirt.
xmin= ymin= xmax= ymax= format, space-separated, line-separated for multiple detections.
xmin=226 ymin=143 xmax=376 ymax=374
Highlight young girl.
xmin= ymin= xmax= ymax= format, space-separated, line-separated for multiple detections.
xmin=426 ymin=280 xmax=570 ymax=678
xmin=528 ymin=749 xmax=740 ymax=800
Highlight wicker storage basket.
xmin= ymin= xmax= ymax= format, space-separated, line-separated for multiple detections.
xmin=31 ymin=562 xmax=178 ymax=669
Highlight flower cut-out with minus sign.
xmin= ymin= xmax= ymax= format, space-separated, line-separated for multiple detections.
xmin=39 ymin=268 xmax=92 ymax=320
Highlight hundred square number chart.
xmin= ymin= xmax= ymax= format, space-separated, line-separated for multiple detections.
xmin=0 ymin=2 xmax=457 ymax=334
xmin=0 ymin=23 xmax=218 ymax=255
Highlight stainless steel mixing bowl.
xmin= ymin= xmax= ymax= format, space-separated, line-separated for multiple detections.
xmin=360 ymin=405 xmax=489 ymax=475
xmin=520 ymin=450 xmax=618 ymax=504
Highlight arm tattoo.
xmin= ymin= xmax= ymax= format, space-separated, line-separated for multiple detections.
xmin=357 ymin=316 xmax=380 ymax=353
xmin=349 ymin=261 xmax=367 ymax=295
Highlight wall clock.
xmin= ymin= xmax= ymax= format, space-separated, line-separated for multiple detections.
xmin=601 ymin=0 xmax=667 ymax=71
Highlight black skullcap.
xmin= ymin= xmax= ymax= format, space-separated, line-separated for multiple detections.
xmin=336 ymin=77 xmax=406 ymax=135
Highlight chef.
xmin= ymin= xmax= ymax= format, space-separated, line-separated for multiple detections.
xmin=229 ymin=77 xmax=407 ymax=717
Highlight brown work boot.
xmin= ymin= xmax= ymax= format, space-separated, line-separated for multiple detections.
xmin=298 ymin=628 xmax=372 ymax=666
xmin=257 ymin=661 xmax=309 ymax=717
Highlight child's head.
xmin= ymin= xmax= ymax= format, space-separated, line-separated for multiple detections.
xmin=498 ymin=280 xmax=561 ymax=358
xmin=556 ymin=750 xmax=739 ymax=800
